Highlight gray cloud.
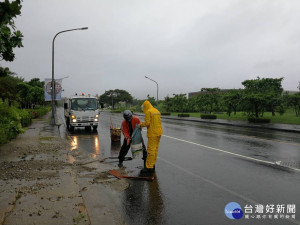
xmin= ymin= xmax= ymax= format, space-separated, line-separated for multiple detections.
xmin=2 ymin=0 xmax=300 ymax=99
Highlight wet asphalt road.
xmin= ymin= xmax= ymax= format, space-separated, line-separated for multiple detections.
xmin=59 ymin=109 xmax=300 ymax=225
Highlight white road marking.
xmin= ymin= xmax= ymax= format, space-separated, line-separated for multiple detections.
xmin=157 ymin=156 xmax=300 ymax=225
xmin=162 ymin=134 xmax=300 ymax=172
xmin=158 ymin=156 xmax=257 ymax=204
xmin=163 ymin=134 xmax=275 ymax=164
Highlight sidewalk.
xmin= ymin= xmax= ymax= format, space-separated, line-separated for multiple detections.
xmin=0 ymin=113 xmax=127 ymax=225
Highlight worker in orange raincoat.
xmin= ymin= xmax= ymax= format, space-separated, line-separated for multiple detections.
xmin=139 ymin=100 xmax=163 ymax=174
xmin=118 ymin=110 xmax=141 ymax=167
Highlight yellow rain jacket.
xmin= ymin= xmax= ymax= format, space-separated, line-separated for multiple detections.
xmin=140 ymin=100 xmax=163 ymax=137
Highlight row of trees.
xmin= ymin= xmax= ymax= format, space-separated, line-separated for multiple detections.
xmin=0 ymin=66 xmax=48 ymax=145
xmin=0 ymin=67 xmax=45 ymax=108
xmin=161 ymin=77 xmax=300 ymax=118
xmin=0 ymin=0 xmax=48 ymax=144
xmin=99 ymin=77 xmax=300 ymax=118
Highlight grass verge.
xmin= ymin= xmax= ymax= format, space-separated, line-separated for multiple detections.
xmin=171 ymin=109 xmax=300 ymax=125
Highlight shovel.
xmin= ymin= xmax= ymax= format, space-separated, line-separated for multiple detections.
xmin=109 ymin=170 xmax=154 ymax=181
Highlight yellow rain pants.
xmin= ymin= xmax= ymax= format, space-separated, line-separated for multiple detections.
xmin=145 ymin=136 xmax=161 ymax=169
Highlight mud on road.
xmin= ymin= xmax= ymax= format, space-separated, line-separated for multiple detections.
xmin=0 ymin=115 xmax=128 ymax=225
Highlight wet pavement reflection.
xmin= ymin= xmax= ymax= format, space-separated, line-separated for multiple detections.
xmin=122 ymin=173 xmax=165 ymax=225
xmin=57 ymin=109 xmax=300 ymax=224
xmin=68 ymin=130 xmax=100 ymax=156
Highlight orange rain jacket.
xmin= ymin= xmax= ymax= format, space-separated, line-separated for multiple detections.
xmin=121 ymin=115 xmax=141 ymax=140
xmin=140 ymin=100 xmax=163 ymax=137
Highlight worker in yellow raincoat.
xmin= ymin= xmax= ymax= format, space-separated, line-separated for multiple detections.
xmin=139 ymin=100 xmax=163 ymax=174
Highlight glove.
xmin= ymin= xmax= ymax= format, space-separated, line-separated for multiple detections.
xmin=126 ymin=138 xmax=131 ymax=146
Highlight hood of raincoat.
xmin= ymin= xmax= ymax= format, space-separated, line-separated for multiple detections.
xmin=142 ymin=100 xmax=153 ymax=114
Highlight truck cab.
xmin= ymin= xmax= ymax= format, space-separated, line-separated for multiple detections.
xmin=64 ymin=94 xmax=99 ymax=131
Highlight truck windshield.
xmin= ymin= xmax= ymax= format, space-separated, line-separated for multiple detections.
xmin=71 ymin=98 xmax=98 ymax=111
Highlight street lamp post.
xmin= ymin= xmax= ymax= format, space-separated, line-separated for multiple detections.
xmin=50 ymin=27 xmax=88 ymax=125
xmin=145 ymin=76 xmax=158 ymax=106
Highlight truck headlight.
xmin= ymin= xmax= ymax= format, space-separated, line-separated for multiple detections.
xmin=71 ymin=115 xmax=77 ymax=122
xmin=94 ymin=114 xmax=99 ymax=122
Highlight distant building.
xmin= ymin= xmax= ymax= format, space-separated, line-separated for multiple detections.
xmin=188 ymin=89 xmax=234 ymax=98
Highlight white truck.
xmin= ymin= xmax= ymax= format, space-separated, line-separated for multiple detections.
xmin=64 ymin=94 xmax=99 ymax=131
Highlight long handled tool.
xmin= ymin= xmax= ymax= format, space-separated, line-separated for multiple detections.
xmin=141 ymin=136 xmax=147 ymax=166
xmin=109 ymin=170 xmax=154 ymax=181
xmin=74 ymin=157 xmax=132 ymax=165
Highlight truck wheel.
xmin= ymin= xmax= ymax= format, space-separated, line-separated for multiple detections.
xmin=70 ymin=126 xmax=74 ymax=132
xmin=93 ymin=126 xmax=98 ymax=131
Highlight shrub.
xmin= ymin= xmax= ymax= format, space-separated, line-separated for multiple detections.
xmin=178 ymin=113 xmax=190 ymax=117
xmin=0 ymin=102 xmax=24 ymax=145
xmin=161 ymin=112 xmax=171 ymax=116
xmin=29 ymin=107 xmax=50 ymax=118
xmin=201 ymin=114 xmax=217 ymax=119
xmin=17 ymin=109 xmax=32 ymax=127
xmin=0 ymin=127 xmax=6 ymax=144
xmin=0 ymin=104 xmax=50 ymax=145
xmin=248 ymin=118 xmax=271 ymax=123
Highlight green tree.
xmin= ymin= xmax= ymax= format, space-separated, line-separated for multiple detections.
xmin=99 ymin=89 xmax=133 ymax=109
xmin=286 ymin=93 xmax=300 ymax=116
xmin=0 ymin=68 xmax=45 ymax=108
xmin=186 ymin=96 xmax=198 ymax=112
xmin=0 ymin=0 xmax=23 ymax=62
xmin=0 ymin=67 xmax=23 ymax=105
xmin=241 ymin=94 xmax=266 ymax=118
xmin=163 ymin=95 xmax=172 ymax=112
xmin=241 ymin=77 xmax=284 ymax=118
xmin=169 ymin=94 xmax=187 ymax=112
xmin=27 ymin=78 xmax=44 ymax=106
xmin=16 ymin=82 xmax=31 ymax=108
xmin=222 ymin=89 xmax=242 ymax=116
xmin=30 ymin=86 xmax=44 ymax=106
xmin=0 ymin=66 xmax=14 ymax=77
xmin=146 ymin=95 xmax=156 ymax=107
xmin=28 ymin=78 xmax=44 ymax=89
xmin=196 ymin=88 xmax=220 ymax=114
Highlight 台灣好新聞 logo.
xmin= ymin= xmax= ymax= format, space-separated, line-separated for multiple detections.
xmin=225 ymin=202 xmax=243 ymax=219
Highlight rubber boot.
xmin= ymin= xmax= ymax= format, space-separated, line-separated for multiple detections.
xmin=140 ymin=167 xmax=154 ymax=175
xmin=142 ymin=149 xmax=147 ymax=169
xmin=118 ymin=159 xmax=123 ymax=167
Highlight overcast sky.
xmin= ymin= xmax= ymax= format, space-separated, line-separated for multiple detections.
xmin=2 ymin=0 xmax=300 ymax=99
